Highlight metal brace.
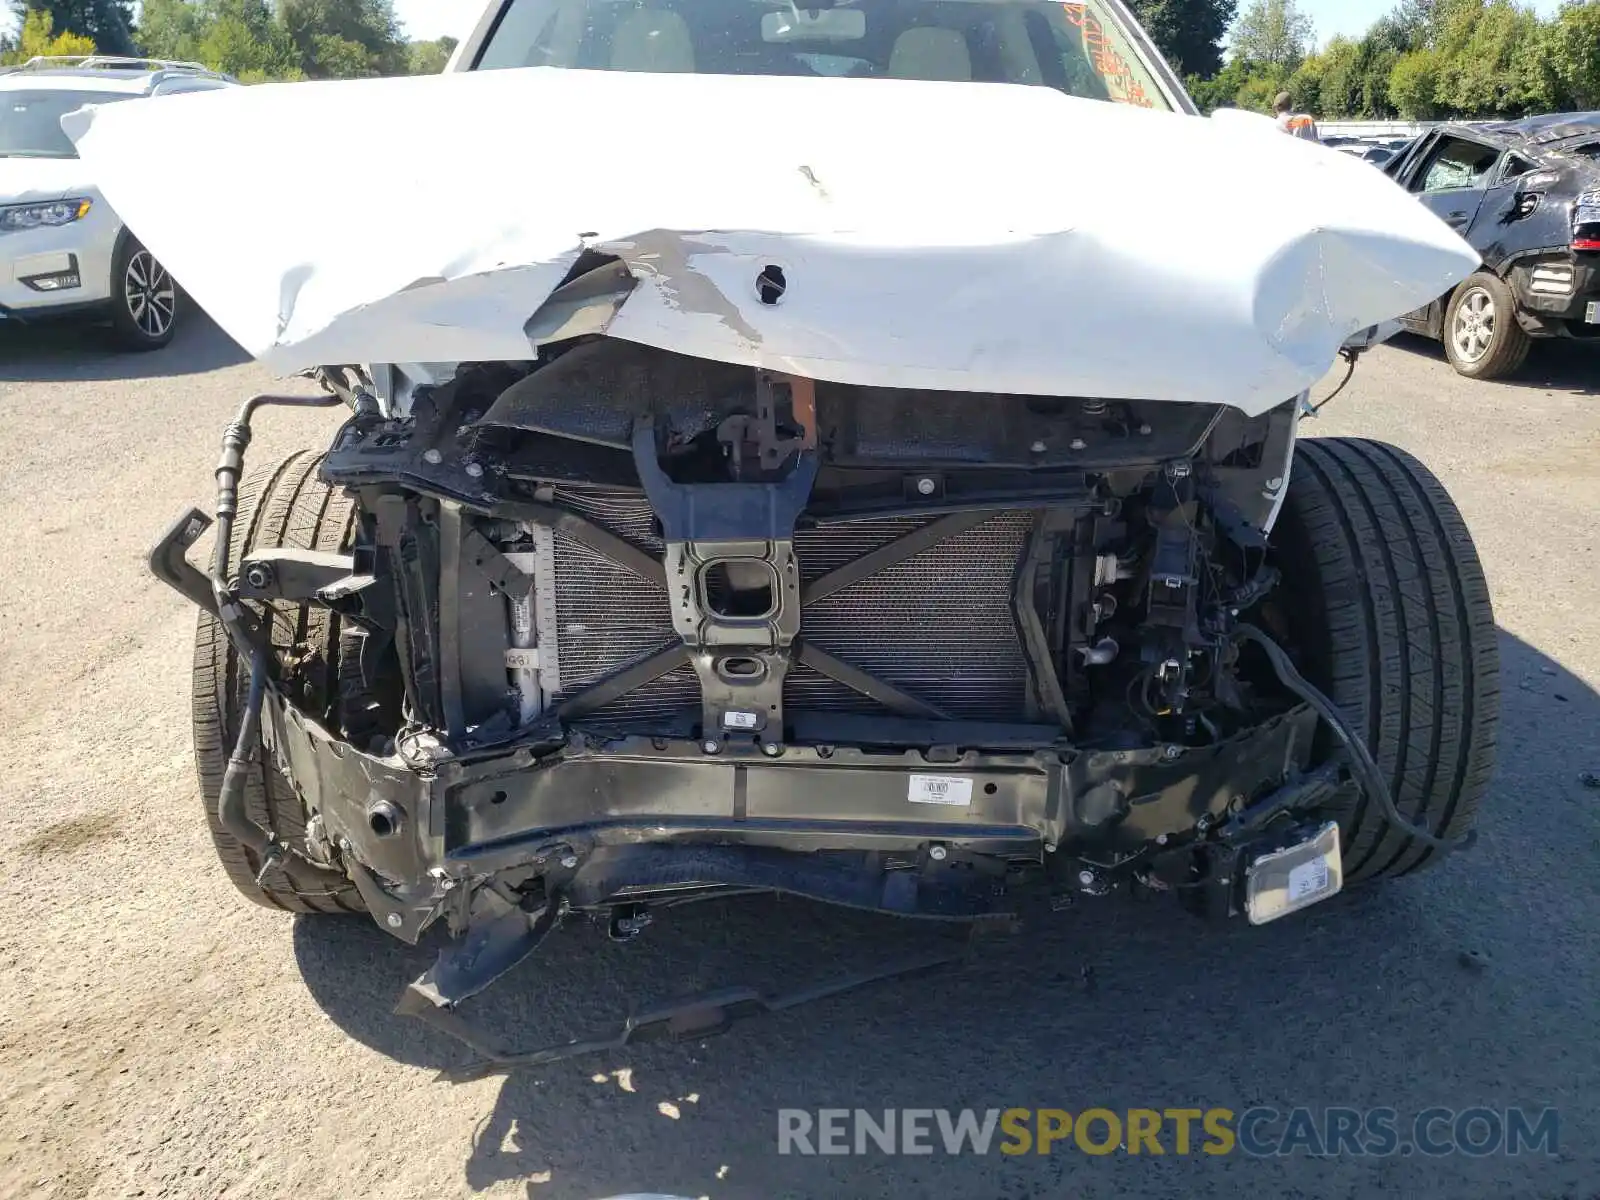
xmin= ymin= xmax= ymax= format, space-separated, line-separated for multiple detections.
xmin=632 ymin=414 xmax=817 ymax=742
xmin=234 ymin=547 xmax=374 ymax=604
xmin=461 ymin=527 xmax=532 ymax=597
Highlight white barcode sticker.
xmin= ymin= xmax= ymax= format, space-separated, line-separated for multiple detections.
xmin=908 ymin=775 xmax=973 ymax=807
xmin=723 ymin=711 xmax=760 ymax=730
xmin=1288 ymin=858 xmax=1330 ymax=903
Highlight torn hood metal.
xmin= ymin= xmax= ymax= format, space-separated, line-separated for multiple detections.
xmin=64 ymin=69 xmax=1478 ymax=416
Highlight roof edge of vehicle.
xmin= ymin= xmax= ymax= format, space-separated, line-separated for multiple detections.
xmin=1430 ymin=111 xmax=1600 ymax=152
xmin=0 ymin=56 xmax=238 ymax=89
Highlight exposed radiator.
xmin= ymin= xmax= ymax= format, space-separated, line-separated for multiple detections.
xmin=545 ymin=486 xmax=1034 ymax=726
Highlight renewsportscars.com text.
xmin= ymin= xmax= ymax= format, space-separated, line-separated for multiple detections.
xmin=777 ymin=1107 xmax=1559 ymax=1158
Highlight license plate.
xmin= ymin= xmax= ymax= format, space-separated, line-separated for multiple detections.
xmin=1243 ymin=821 xmax=1344 ymax=925
xmin=1586 ymin=301 xmax=1599 ymax=325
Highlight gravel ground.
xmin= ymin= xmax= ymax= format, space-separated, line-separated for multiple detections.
xmin=0 ymin=316 xmax=1597 ymax=1200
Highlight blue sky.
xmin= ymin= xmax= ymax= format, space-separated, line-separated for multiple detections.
xmin=393 ymin=0 xmax=476 ymax=43
xmin=1292 ymin=0 xmax=1560 ymax=44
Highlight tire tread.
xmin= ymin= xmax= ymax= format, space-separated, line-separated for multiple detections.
xmin=1277 ymin=438 xmax=1498 ymax=884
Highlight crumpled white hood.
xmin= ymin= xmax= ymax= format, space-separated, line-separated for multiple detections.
xmin=0 ymin=157 xmax=97 ymax=204
xmin=64 ymin=68 xmax=1477 ymax=415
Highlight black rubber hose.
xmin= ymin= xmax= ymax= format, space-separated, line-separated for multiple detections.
xmin=217 ymin=650 xmax=273 ymax=857
xmin=210 ymin=392 xmax=346 ymax=614
xmin=1235 ymin=623 xmax=1472 ymax=853
xmin=214 ymin=649 xmax=347 ymax=891
xmin=208 ymin=393 xmax=349 ymax=885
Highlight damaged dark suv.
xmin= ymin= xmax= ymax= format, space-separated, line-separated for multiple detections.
xmin=1387 ymin=114 xmax=1600 ymax=379
xmin=80 ymin=0 xmax=1497 ymax=1065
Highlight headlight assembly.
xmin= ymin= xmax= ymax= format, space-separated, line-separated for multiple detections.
xmin=0 ymin=198 xmax=93 ymax=231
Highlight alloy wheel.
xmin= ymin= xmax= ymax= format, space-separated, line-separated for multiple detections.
xmin=1451 ymin=286 xmax=1496 ymax=364
xmin=124 ymin=250 xmax=177 ymax=341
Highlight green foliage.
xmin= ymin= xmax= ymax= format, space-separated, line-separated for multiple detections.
xmin=1431 ymin=0 xmax=1543 ymax=115
xmin=1192 ymin=0 xmax=1600 ymax=120
xmin=1284 ymin=57 xmax=1319 ymax=112
xmin=193 ymin=0 xmax=301 ymax=77
xmin=1185 ymin=54 xmax=1254 ymax=110
xmin=1538 ymin=0 xmax=1600 ymax=109
xmin=1307 ymin=36 xmax=1362 ymax=116
xmin=9 ymin=0 xmax=428 ymax=81
xmin=0 ymin=8 xmax=96 ymax=63
xmin=9 ymin=0 xmax=135 ymax=54
xmin=1234 ymin=61 xmax=1291 ymax=110
xmin=279 ymin=0 xmax=406 ymax=77
xmin=1128 ymin=0 xmax=1238 ymax=77
xmin=405 ymin=34 xmax=456 ymax=75
xmin=1231 ymin=0 xmax=1315 ymax=70
xmin=137 ymin=0 xmax=206 ymax=61
xmin=1389 ymin=47 xmax=1445 ymax=117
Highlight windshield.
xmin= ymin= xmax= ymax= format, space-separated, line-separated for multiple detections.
xmin=476 ymin=0 xmax=1173 ymax=109
xmin=0 ymin=89 xmax=134 ymax=158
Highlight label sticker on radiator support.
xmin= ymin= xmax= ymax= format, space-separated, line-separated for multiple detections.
xmin=723 ymin=711 xmax=760 ymax=730
xmin=908 ymin=775 xmax=974 ymax=807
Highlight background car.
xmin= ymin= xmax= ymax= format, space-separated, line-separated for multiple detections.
xmin=1384 ymin=113 xmax=1600 ymax=379
xmin=1324 ymin=135 xmax=1418 ymax=168
xmin=0 ymin=55 xmax=235 ymax=350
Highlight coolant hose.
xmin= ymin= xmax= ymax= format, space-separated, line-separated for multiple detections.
xmin=214 ymin=650 xmax=349 ymax=891
xmin=217 ymin=650 xmax=274 ymax=857
xmin=208 ymin=392 xmax=349 ymax=886
xmin=1234 ymin=623 xmax=1472 ymax=853
xmin=210 ymin=392 xmax=346 ymax=639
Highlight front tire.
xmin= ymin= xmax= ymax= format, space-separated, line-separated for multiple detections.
xmin=1442 ymin=270 xmax=1530 ymax=380
xmin=1272 ymin=437 xmax=1500 ymax=884
xmin=108 ymin=235 xmax=180 ymax=351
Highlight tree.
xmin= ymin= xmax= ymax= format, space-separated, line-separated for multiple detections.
xmin=1286 ymin=48 xmax=1327 ymax=113
xmin=1351 ymin=38 xmax=1400 ymax=116
xmin=1234 ymin=61 xmax=1291 ymax=109
xmin=1186 ymin=54 xmax=1253 ymax=109
xmin=1385 ymin=0 xmax=1440 ymax=49
xmin=1186 ymin=0 xmax=1590 ymax=121
xmin=279 ymin=0 xmax=406 ymax=78
xmin=1389 ymin=46 xmax=1444 ymax=117
xmin=406 ymin=34 xmax=456 ymax=75
xmin=1301 ymin=35 xmax=1361 ymax=116
xmin=1540 ymin=0 xmax=1600 ymax=110
xmin=12 ymin=0 xmax=134 ymax=54
xmin=1230 ymin=0 xmax=1314 ymax=70
xmin=0 ymin=8 xmax=95 ymax=62
xmin=193 ymin=0 xmax=299 ymax=77
xmin=137 ymin=0 xmax=206 ymax=61
xmin=1431 ymin=0 xmax=1543 ymax=116
xmin=1128 ymin=0 xmax=1238 ymax=77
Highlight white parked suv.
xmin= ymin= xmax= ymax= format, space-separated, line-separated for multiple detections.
xmin=0 ymin=56 xmax=234 ymax=349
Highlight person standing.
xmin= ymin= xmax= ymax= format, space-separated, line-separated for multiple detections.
xmin=1274 ymin=92 xmax=1320 ymax=141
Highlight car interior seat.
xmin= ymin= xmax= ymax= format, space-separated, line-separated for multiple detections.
xmin=887 ymin=27 xmax=973 ymax=82
xmin=609 ymin=9 xmax=696 ymax=73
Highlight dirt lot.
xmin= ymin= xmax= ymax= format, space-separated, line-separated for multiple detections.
xmin=0 ymin=318 xmax=1597 ymax=1200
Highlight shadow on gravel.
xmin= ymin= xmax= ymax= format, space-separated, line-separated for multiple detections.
xmin=0 ymin=311 xmax=249 ymax=384
xmin=294 ymin=629 xmax=1600 ymax=1200
xmin=1388 ymin=332 xmax=1598 ymax=395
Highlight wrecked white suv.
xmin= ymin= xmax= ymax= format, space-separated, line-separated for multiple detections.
xmin=71 ymin=0 xmax=1495 ymax=1068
